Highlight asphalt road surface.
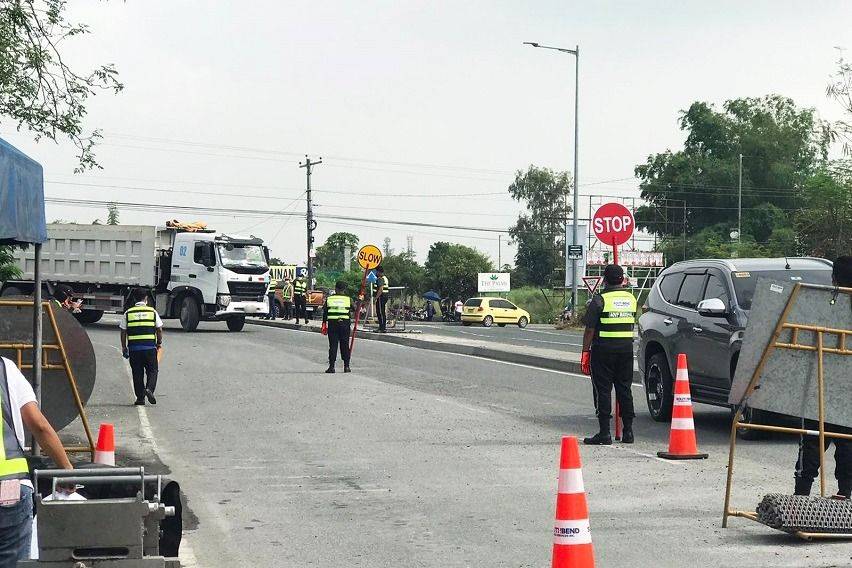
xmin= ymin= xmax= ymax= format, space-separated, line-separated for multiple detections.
xmin=81 ymin=319 xmax=851 ymax=567
xmin=407 ymin=322 xmax=587 ymax=354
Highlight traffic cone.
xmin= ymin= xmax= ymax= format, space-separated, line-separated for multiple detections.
xmin=657 ymin=354 xmax=708 ymax=460
xmin=93 ymin=423 xmax=115 ymax=466
xmin=552 ymin=436 xmax=595 ymax=568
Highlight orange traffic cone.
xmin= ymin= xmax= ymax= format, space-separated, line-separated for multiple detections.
xmin=94 ymin=423 xmax=115 ymax=466
xmin=552 ymin=436 xmax=595 ymax=568
xmin=657 ymin=354 xmax=708 ymax=460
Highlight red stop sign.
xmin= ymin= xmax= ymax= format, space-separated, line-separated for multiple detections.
xmin=592 ymin=202 xmax=634 ymax=246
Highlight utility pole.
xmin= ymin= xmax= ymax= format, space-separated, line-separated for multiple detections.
xmin=737 ymin=153 xmax=743 ymax=245
xmin=299 ymin=155 xmax=322 ymax=286
xmin=498 ymin=234 xmax=502 ymax=269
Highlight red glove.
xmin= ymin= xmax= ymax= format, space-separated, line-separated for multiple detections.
xmin=580 ymin=351 xmax=591 ymax=376
xmin=321 ymin=321 xmax=328 ymax=335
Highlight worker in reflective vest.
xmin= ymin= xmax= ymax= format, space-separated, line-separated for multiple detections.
xmin=0 ymin=357 xmax=72 ymax=563
xmin=293 ymin=275 xmax=308 ymax=325
xmin=322 ymin=281 xmax=352 ymax=374
xmin=120 ymin=288 xmax=164 ymax=406
xmin=264 ymin=278 xmax=278 ymax=320
xmin=580 ymin=264 xmax=637 ymax=445
xmin=372 ymin=266 xmax=389 ymax=332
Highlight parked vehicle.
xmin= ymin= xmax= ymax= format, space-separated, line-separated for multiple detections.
xmin=460 ymin=297 xmax=530 ymax=328
xmin=2 ymin=224 xmax=272 ymax=332
xmin=637 ymin=257 xmax=833 ymax=427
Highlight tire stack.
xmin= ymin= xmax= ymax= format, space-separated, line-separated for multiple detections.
xmin=756 ymin=493 xmax=852 ymax=534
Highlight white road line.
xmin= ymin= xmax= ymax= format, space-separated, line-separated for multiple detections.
xmin=99 ymin=342 xmax=201 ymax=567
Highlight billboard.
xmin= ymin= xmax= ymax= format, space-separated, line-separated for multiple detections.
xmin=478 ymin=272 xmax=511 ymax=293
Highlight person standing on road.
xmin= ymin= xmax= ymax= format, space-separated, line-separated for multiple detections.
xmin=280 ymin=276 xmax=294 ymax=321
xmin=580 ymin=264 xmax=637 ymax=445
xmin=264 ymin=277 xmax=278 ymax=320
xmin=793 ymin=255 xmax=852 ymax=499
xmin=425 ymin=300 xmax=435 ymax=322
xmin=293 ymin=274 xmax=308 ymax=325
xmin=373 ymin=266 xmax=389 ymax=332
xmin=0 ymin=357 xmax=72 ymax=565
xmin=322 ymin=281 xmax=352 ymax=374
xmin=454 ymin=299 xmax=463 ymax=322
xmin=119 ymin=288 xmax=163 ymax=406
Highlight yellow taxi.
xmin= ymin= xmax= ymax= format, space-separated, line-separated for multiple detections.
xmin=461 ymin=297 xmax=530 ymax=328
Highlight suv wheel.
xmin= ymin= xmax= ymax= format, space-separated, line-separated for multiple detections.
xmin=644 ymin=352 xmax=674 ymax=422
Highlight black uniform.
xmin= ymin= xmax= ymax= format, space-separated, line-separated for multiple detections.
xmin=582 ymin=286 xmax=637 ymax=434
xmin=293 ymin=278 xmax=308 ymax=323
xmin=794 ymin=421 xmax=852 ymax=497
xmin=324 ymin=294 xmax=352 ymax=370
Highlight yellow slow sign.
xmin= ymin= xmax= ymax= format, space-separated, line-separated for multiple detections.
xmin=357 ymin=245 xmax=382 ymax=270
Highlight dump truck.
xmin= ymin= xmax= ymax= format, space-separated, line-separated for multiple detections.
xmin=1 ymin=223 xmax=272 ymax=331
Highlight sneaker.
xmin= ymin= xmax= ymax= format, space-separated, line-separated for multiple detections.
xmin=583 ymin=432 xmax=612 ymax=445
xmin=145 ymin=389 xmax=157 ymax=405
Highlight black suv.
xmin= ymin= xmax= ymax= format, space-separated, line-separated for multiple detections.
xmin=637 ymin=257 xmax=833 ymax=422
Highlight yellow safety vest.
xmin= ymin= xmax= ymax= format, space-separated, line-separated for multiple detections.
xmin=268 ymin=279 xmax=278 ymax=293
xmin=598 ymin=289 xmax=637 ymax=340
xmin=371 ymin=275 xmax=389 ymax=294
xmin=125 ymin=305 xmax=158 ymax=348
xmin=0 ymin=361 xmax=29 ymax=480
xmin=326 ymin=295 xmax=351 ymax=321
xmin=294 ymin=279 xmax=307 ymax=296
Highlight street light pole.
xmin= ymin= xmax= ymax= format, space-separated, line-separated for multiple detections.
xmin=524 ymin=41 xmax=580 ymax=313
xmin=737 ymin=153 xmax=743 ymax=245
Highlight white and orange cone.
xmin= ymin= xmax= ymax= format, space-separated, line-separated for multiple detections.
xmin=93 ymin=423 xmax=116 ymax=466
xmin=657 ymin=354 xmax=708 ymax=460
xmin=552 ymin=436 xmax=595 ymax=568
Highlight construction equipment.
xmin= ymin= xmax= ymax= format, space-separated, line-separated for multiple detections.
xmin=20 ymin=467 xmax=182 ymax=567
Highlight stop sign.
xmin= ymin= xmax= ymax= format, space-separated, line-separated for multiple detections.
xmin=592 ymin=202 xmax=634 ymax=246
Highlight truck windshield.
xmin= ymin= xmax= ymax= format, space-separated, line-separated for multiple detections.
xmin=732 ymin=269 xmax=833 ymax=310
xmin=217 ymin=244 xmax=268 ymax=272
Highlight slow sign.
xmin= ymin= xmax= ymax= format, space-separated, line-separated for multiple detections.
xmin=357 ymin=244 xmax=383 ymax=270
xmin=592 ymin=202 xmax=634 ymax=246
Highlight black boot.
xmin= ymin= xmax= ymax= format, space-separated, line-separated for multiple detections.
xmin=344 ymin=365 xmax=351 ymax=373
xmin=621 ymin=418 xmax=634 ymax=444
xmin=584 ymin=417 xmax=612 ymax=445
xmin=838 ymin=481 xmax=851 ymax=499
xmin=794 ymin=477 xmax=813 ymax=496
xmin=325 ymin=366 xmax=335 ymax=374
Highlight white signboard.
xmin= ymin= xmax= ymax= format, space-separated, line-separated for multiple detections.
xmin=586 ymin=250 xmax=664 ymax=267
xmin=478 ymin=272 xmax=511 ymax=293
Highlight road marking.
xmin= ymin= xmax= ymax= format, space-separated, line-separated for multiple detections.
xmin=97 ymin=342 xmax=200 ymax=567
xmin=432 ymin=396 xmax=489 ymax=414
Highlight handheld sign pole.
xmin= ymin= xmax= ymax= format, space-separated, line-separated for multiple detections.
xmin=350 ymin=245 xmax=383 ymax=354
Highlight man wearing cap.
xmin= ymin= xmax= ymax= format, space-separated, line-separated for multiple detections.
xmin=0 ymin=357 xmax=72 ymax=564
xmin=119 ymin=288 xmax=164 ymax=406
xmin=580 ymin=264 xmax=637 ymax=445
xmin=322 ymin=281 xmax=352 ymax=374
xmin=372 ymin=266 xmax=389 ymax=332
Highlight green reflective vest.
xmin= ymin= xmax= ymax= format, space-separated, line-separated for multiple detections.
xmin=125 ymin=305 xmax=158 ymax=348
xmin=326 ymin=295 xmax=351 ymax=321
xmin=1 ymin=361 xmax=29 ymax=481
xmin=294 ymin=279 xmax=307 ymax=296
xmin=598 ymin=289 xmax=637 ymax=341
xmin=371 ymin=275 xmax=389 ymax=295
xmin=267 ymin=279 xmax=278 ymax=293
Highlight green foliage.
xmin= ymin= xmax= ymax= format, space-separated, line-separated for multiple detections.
xmin=508 ymin=165 xmax=571 ymax=286
xmin=380 ymin=251 xmax=426 ymax=300
xmin=107 ymin=203 xmax=119 ymax=225
xmin=424 ymin=241 xmax=493 ymax=300
xmin=315 ymin=268 xmax=363 ymax=298
xmin=794 ymin=169 xmax=852 ymax=259
xmin=0 ymin=1 xmax=123 ymax=171
xmin=314 ymin=232 xmax=359 ymax=272
xmin=827 ymin=56 xmax=852 ymax=155
xmin=635 ymin=95 xmax=828 ymax=242
xmin=503 ymin=287 xmax=557 ymax=325
xmin=0 ymin=245 xmax=20 ymax=282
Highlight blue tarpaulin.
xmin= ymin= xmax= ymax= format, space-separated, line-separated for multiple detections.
xmin=0 ymin=137 xmax=46 ymax=244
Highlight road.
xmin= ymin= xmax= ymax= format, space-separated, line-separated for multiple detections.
xmin=406 ymin=322 xmax=587 ymax=354
xmin=79 ymin=319 xmax=850 ymax=567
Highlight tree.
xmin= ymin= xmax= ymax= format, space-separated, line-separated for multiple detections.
xmin=508 ymin=165 xmax=571 ymax=286
xmin=381 ymin=251 xmax=426 ymax=300
xmin=635 ymin=96 xmax=829 ymax=244
xmin=314 ymin=232 xmax=359 ymax=272
xmin=794 ymin=169 xmax=852 ymax=259
xmin=0 ymin=1 xmax=123 ymax=171
xmin=0 ymin=245 xmax=20 ymax=282
xmin=107 ymin=203 xmax=119 ymax=225
xmin=424 ymin=242 xmax=493 ymax=300
xmin=827 ymin=56 xmax=852 ymax=156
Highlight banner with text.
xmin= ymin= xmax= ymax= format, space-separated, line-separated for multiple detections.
xmin=478 ymin=272 xmax=511 ymax=293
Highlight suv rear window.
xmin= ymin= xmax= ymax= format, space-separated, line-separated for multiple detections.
xmin=732 ymin=270 xmax=833 ymax=310
xmin=677 ymin=273 xmax=706 ymax=309
xmin=658 ymin=273 xmax=684 ymax=303
xmin=464 ymin=299 xmax=482 ymax=307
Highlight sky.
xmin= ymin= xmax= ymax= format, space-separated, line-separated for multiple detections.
xmin=3 ymin=0 xmax=851 ymax=266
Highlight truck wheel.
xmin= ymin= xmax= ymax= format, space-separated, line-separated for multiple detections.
xmin=1 ymin=286 xmax=24 ymax=297
xmin=179 ymin=296 xmax=200 ymax=332
xmin=74 ymin=310 xmax=104 ymax=325
xmin=644 ymin=352 xmax=674 ymax=422
xmin=226 ymin=317 xmax=245 ymax=332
